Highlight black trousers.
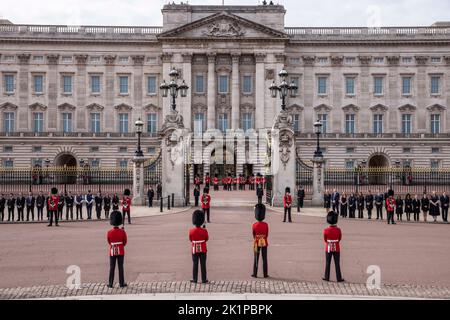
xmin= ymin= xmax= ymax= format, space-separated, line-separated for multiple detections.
xmin=86 ymin=205 xmax=93 ymax=219
xmin=57 ymin=208 xmax=63 ymax=220
xmin=192 ymin=253 xmax=207 ymax=283
xmin=104 ymin=208 xmax=110 ymax=219
xmin=76 ymin=206 xmax=83 ymax=219
xmin=357 ymin=208 xmax=364 ymax=219
xmin=8 ymin=208 xmax=14 ymax=221
xmin=123 ymin=210 xmax=131 ymax=224
xmin=96 ymin=206 xmax=102 ymax=219
xmin=442 ymin=208 xmax=449 ymax=222
xmin=194 ymin=196 xmax=199 ymax=207
xmin=148 ymin=197 xmax=153 ymax=208
xmin=376 ymin=205 xmax=383 ymax=219
xmin=332 ymin=202 xmax=340 ymax=214
xmin=66 ymin=206 xmax=73 ymax=220
xmin=414 ymin=211 xmax=420 ymax=221
xmin=203 ymin=208 xmax=210 ymax=223
xmin=253 ymin=246 xmax=268 ymax=277
xmin=214 ymin=185 xmax=219 ymax=191
xmin=37 ymin=206 xmax=44 ymax=220
xmin=0 ymin=207 xmax=4 ymax=221
xmin=349 ymin=208 xmax=356 ymax=218
xmin=324 ymin=252 xmax=343 ymax=281
xmin=48 ymin=210 xmax=59 ymax=226
xmin=283 ymin=207 xmax=292 ymax=222
xmin=367 ymin=208 xmax=373 ymax=219
xmin=257 ymin=196 xmax=262 ymax=204
xmin=17 ymin=207 xmax=24 ymax=221
xmin=387 ymin=212 xmax=395 ymax=224
xmin=26 ymin=206 xmax=35 ymax=221
xmin=109 ymin=255 xmax=125 ymax=286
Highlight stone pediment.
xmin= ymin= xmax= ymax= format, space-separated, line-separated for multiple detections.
xmin=158 ymin=12 xmax=287 ymax=40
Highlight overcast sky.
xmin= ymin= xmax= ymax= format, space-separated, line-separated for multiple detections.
xmin=0 ymin=0 xmax=449 ymax=27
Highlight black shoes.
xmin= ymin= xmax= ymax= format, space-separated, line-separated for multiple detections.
xmin=190 ymin=280 xmax=197 ymax=284
xmin=263 ymin=275 xmax=269 ymax=278
xmin=337 ymin=279 xmax=345 ymax=283
xmin=251 ymin=274 xmax=257 ymax=278
xmin=202 ymin=280 xmax=209 ymax=284
xmin=322 ymin=277 xmax=329 ymax=282
xmin=120 ymin=283 xmax=127 ymax=288
xmin=107 ymin=284 xmax=113 ymax=288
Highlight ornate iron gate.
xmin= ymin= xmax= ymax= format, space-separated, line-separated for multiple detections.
xmin=265 ymin=175 xmax=273 ymax=205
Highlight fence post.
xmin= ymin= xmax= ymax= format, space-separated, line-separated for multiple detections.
xmin=160 ymin=196 xmax=163 ymax=213
xmin=168 ymin=195 xmax=171 ymax=210
xmin=172 ymin=193 xmax=174 ymax=208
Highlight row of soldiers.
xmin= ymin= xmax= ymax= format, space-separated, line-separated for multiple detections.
xmin=324 ymin=189 xmax=449 ymax=223
xmin=194 ymin=173 xmax=266 ymax=191
xmin=0 ymin=190 xmax=132 ymax=222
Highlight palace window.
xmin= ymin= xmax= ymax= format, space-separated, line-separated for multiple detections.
xmin=430 ymin=114 xmax=440 ymax=134
xmin=4 ymin=74 xmax=15 ymax=93
xmin=91 ymin=75 xmax=101 ymax=94
xmin=4 ymin=159 xmax=14 ymax=168
xmin=33 ymin=146 xmax=42 ymax=153
xmin=62 ymin=75 xmax=72 ymax=94
xmin=293 ymin=114 xmax=300 ymax=133
xmin=194 ymin=113 xmax=204 ymax=135
xmin=318 ymin=77 xmax=327 ymax=95
xmin=373 ymin=114 xmax=383 ymax=134
xmin=345 ymin=77 xmax=355 ymax=95
xmin=119 ymin=160 xmax=128 ymax=168
xmin=34 ymin=75 xmax=44 ymax=93
xmin=91 ymin=159 xmax=100 ymax=168
xmin=3 ymin=112 xmax=14 ymax=133
xmin=345 ymin=57 xmax=356 ymax=64
xmin=90 ymin=113 xmax=101 ymax=133
xmin=291 ymin=76 xmax=300 ymax=96
xmin=195 ymin=75 xmax=204 ymax=93
xmin=119 ymin=56 xmax=129 ymax=63
xmin=147 ymin=76 xmax=157 ymax=95
xmin=431 ymin=160 xmax=440 ymax=169
xmin=33 ymin=159 xmax=42 ymax=167
xmin=403 ymin=147 xmax=411 ymax=154
xmin=402 ymin=57 xmax=413 ymax=64
xmin=373 ymin=77 xmax=384 ymax=95
xmin=318 ymin=113 xmax=328 ymax=133
xmin=317 ymin=57 xmax=328 ymax=64
xmin=242 ymin=113 xmax=253 ymax=131
xmin=346 ymin=147 xmax=355 ymax=154
xmin=119 ymin=113 xmax=129 ymax=133
xmin=3 ymin=146 xmax=13 ymax=152
xmin=401 ymin=114 xmax=412 ymax=134
xmin=90 ymin=56 xmax=101 ymax=63
xmin=218 ymin=75 xmax=229 ymax=94
xmin=402 ymin=77 xmax=412 ymax=95
xmin=345 ymin=160 xmax=355 ymax=169
xmin=148 ymin=147 xmax=156 ymax=155
xmin=119 ymin=76 xmax=129 ymax=94
xmin=430 ymin=76 xmax=441 ymax=95
xmin=147 ymin=113 xmax=157 ymax=134
xmin=373 ymin=57 xmax=384 ymax=64
xmin=62 ymin=112 xmax=72 ymax=133
xmin=431 ymin=57 xmax=441 ymax=63
xmin=431 ymin=147 xmax=441 ymax=154
xmin=90 ymin=146 xmax=99 ymax=153
xmin=33 ymin=112 xmax=44 ymax=133
xmin=3 ymin=55 xmax=15 ymax=62
xmin=61 ymin=56 xmax=72 ymax=63
xmin=33 ymin=55 xmax=44 ymax=62
xmin=242 ymin=75 xmax=252 ymax=94
xmin=119 ymin=147 xmax=127 ymax=153
xmin=345 ymin=114 xmax=355 ymax=134
xmin=218 ymin=113 xmax=228 ymax=133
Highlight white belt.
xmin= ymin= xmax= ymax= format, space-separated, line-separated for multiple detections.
xmin=326 ymin=240 xmax=339 ymax=253
xmin=192 ymin=240 xmax=205 ymax=244
xmin=111 ymin=242 xmax=123 ymax=245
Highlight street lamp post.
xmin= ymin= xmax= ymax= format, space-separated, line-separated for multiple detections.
xmin=269 ymin=69 xmax=298 ymax=111
xmin=134 ymin=118 xmax=144 ymax=157
xmin=313 ymin=120 xmax=323 ymax=158
xmin=311 ymin=120 xmax=325 ymax=206
xmin=160 ymin=68 xmax=189 ymax=112
xmin=44 ymin=158 xmax=50 ymax=185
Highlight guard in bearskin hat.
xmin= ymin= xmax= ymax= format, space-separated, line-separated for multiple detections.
xmin=189 ymin=210 xmax=209 ymax=283
xmin=283 ymin=187 xmax=292 ymax=223
xmin=47 ymin=187 xmax=60 ymax=227
xmin=200 ymin=187 xmax=211 ymax=223
xmin=213 ymin=174 xmax=219 ymax=191
xmin=122 ymin=189 xmax=132 ymax=225
xmin=323 ymin=211 xmax=344 ymax=282
xmin=107 ymin=211 xmax=127 ymax=288
xmin=252 ymin=203 xmax=269 ymax=278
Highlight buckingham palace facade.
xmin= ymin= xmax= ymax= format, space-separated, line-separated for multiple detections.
xmin=0 ymin=3 xmax=450 ymax=174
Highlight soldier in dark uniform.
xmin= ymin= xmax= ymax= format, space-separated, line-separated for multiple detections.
xmin=348 ymin=193 xmax=356 ymax=219
xmin=339 ymin=193 xmax=348 ymax=218
xmin=103 ymin=194 xmax=112 ymax=219
xmin=365 ymin=190 xmax=374 ymax=219
xmin=16 ymin=193 xmax=25 ymax=222
xmin=297 ymin=186 xmax=305 ymax=213
xmin=112 ymin=193 xmax=120 ymax=211
xmin=429 ymin=191 xmax=440 ymax=223
xmin=323 ymin=190 xmax=331 ymax=214
xmin=252 ymin=203 xmax=269 ymax=278
xmin=107 ymin=211 xmax=127 ymax=288
xmin=65 ymin=191 xmax=74 ymax=220
xmin=75 ymin=193 xmax=84 ymax=219
xmin=95 ymin=193 xmax=103 ymax=219
xmin=26 ymin=192 xmax=35 ymax=221
xmin=36 ymin=191 xmax=45 ymax=221
xmin=322 ymin=211 xmax=344 ymax=282
xmin=147 ymin=186 xmax=154 ymax=208
xmin=47 ymin=187 xmax=60 ymax=227
xmin=0 ymin=194 xmax=5 ymax=221
xmin=404 ymin=193 xmax=413 ymax=221
xmin=189 ymin=210 xmax=209 ymax=284
xmin=374 ymin=189 xmax=384 ymax=220
xmin=440 ymin=192 xmax=449 ymax=223
xmin=7 ymin=193 xmax=15 ymax=222
xmin=205 ymin=173 xmax=211 ymax=189
xmin=421 ymin=194 xmax=430 ymax=222
xmin=395 ymin=195 xmax=404 ymax=221
xmin=357 ymin=192 xmax=365 ymax=219
xmin=57 ymin=192 xmax=65 ymax=220
xmin=85 ymin=191 xmax=94 ymax=219
xmin=256 ymin=183 xmax=264 ymax=204
xmin=193 ymin=185 xmax=200 ymax=207
xmin=412 ymin=195 xmax=421 ymax=222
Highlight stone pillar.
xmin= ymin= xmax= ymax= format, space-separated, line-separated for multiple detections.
xmin=132 ymin=156 xmax=146 ymax=205
xmin=46 ymin=54 xmax=59 ymax=130
xmin=254 ymin=53 xmax=266 ymax=130
xmin=161 ymin=53 xmax=173 ymax=119
xmin=311 ymin=155 xmax=325 ymax=206
xmin=132 ymin=55 xmax=145 ymax=124
xmin=415 ymin=55 xmax=429 ymax=133
xmin=181 ymin=53 xmax=193 ymax=131
xmin=75 ymin=55 xmax=88 ymax=130
xmin=387 ymin=56 xmax=400 ymax=133
xmin=17 ymin=54 xmax=30 ymax=131
xmin=104 ymin=55 xmax=116 ymax=132
xmin=270 ymin=110 xmax=296 ymax=206
xmin=302 ymin=55 xmax=316 ymax=133
xmin=207 ymin=53 xmax=216 ymax=130
xmin=231 ymin=53 xmax=240 ymax=130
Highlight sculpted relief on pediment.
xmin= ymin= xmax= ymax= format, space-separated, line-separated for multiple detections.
xmin=202 ymin=20 xmax=245 ymax=37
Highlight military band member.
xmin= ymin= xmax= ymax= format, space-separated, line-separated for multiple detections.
xmin=421 ymin=194 xmax=430 ymax=222
xmin=322 ymin=211 xmax=344 ymax=282
xmin=386 ymin=191 xmax=396 ymax=225
xmin=16 ymin=193 xmax=25 ymax=222
xmin=122 ymin=189 xmax=132 ymax=225
xmin=440 ymin=192 xmax=449 ymax=223
xmin=297 ymin=186 xmax=305 ymax=213
xmin=375 ymin=190 xmax=384 ymax=220
xmin=104 ymin=194 xmax=112 ymax=219
xmin=395 ymin=195 xmax=404 ymax=221
xmin=0 ymin=194 xmax=5 ymax=221
xmin=75 ymin=193 xmax=84 ymax=220
xmin=404 ymin=194 xmax=413 ymax=222
xmin=194 ymin=175 xmax=201 ymax=188
xmin=365 ymin=191 xmax=374 ymax=219
xmin=252 ymin=203 xmax=269 ymax=278
xmin=249 ymin=174 xmax=255 ymax=191
xmin=384 ymin=187 xmax=394 ymax=213
xmin=47 ymin=187 xmax=60 ymax=227
xmin=193 ymin=185 xmax=200 ymax=207
xmin=241 ymin=174 xmax=246 ymax=191
xmin=357 ymin=192 xmax=365 ymax=219
xmin=340 ymin=193 xmax=348 ymax=218
xmin=112 ymin=193 xmax=120 ymax=211
xmin=107 ymin=211 xmax=128 ymax=288
xmin=201 ymin=188 xmax=211 ymax=223
xmin=233 ymin=176 xmax=238 ymax=191
xmin=189 ymin=210 xmax=209 ymax=284
xmin=429 ymin=191 xmax=440 ymax=223
xmin=65 ymin=191 xmax=74 ymax=220
xmin=283 ymin=187 xmax=292 ymax=223
xmin=26 ymin=192 xmax=35 ymax=221
xmin=323 ymin=190 xmax=331 ymax=214
xmin=57 ymin=192 xmax=65 ymax=220
xmin=255 ymin=174 xmax=262 ymax=190
xmin=36 ymin=191 xmax=45 ymax=221
xmin=7 ymin=193 xmax=15 ymax=222
xmin=213 ymin=175 xmax=219 ymax=191
xmin=412 ymin=195 xmax=421 ymax=222
xmin=331 ymin=189 xmax=340 ymax=215
xmin=147 ymin=186 xmax=154 ymax=208
xmin=85 ymin=191 xmax=94 ymax=219
xmin=205 ymin=173 xmax=211 ymax=188
xmin=227 ymin=175 xmax=233 ymax=191
xmin=95 ymin=193 xmax=103 ymax=220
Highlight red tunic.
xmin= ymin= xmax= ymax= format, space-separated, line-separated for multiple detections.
xmin=201 ymin=194 xmax=211 ymax=209
xmin=386 ymin=198 xmax=396 ymax=212
xmin=194 ymin=177 xmax=201 ymax=185
xmin=205 ymin=176 xmax=211 ymax=184
xmin=323 ymin=225 xmax=342 ymax=253
xmin=48 ymin=195 xmax=59 ymax=211
xmin=255 ymin=177 xmax=261 ymax=185
xmin=107 ymin=227 xmax=127 ymax=256
xmin=213 ymin=177 xmax=219 ymax=185
xmin=283 ymin=194 xmax=292 ymax=208
xmin=227 ymin=177 xmax=232 ymax=184
xmin=252 ymin=221 xmax=269 ymax=248
xmin=122 ymin=196 xmax=131 ymax=212
xmin=189 ymin=227 xmax=209 ymax=253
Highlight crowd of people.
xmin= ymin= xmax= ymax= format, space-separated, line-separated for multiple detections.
xmin=323 ymin=188 xmax=449 ymax=223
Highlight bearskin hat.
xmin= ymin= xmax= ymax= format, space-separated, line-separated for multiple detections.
xmin=327 ymin=211 xmax=338 ymax=225
xmin=192 ymin=209 xmax=205 ymax=227
xmin=388 ymin=189 xmax=394 ymax=197
xmin=51 ymin=187 xmax=58 ymax=195
xmin=110 ymin=210 xmax=123 ymax=227
xmin=285 ymin=187 xmax=291 ymax=193
xmin=203 ymin=187 xmax=209 ymax=194
xmin=255 ymin=203 xmax=266 ymax=222
xmin=124 ymin=188 xmax=131 ymax=196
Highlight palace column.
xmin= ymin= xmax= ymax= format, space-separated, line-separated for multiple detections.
xmin=254 ymin=53 xmax=266 ymax=130
xmin=104 ymin=55 xmax=116 ymax=132
xmin=46 ymin=54 xmax=59 ymax=130
xmin=207 ymin=53 xmax=216 ymax=130
xmin=17 ymin=54 xmax=30 ymax=131
xmin=415 ymin=55 xmax=429 ymax=133
xmin=131 ymin=55 xmax=145 ymax=125
xmin=75 ymin=55 xmax=88 ymax=131
xmin=231 ymin=53 xmax=240 ymax=130
xmin=181 ymin=53 xmax=193 ymax=131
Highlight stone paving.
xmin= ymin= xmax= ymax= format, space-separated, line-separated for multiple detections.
xmin=0 ymin=280 xmax=448 ymax=300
